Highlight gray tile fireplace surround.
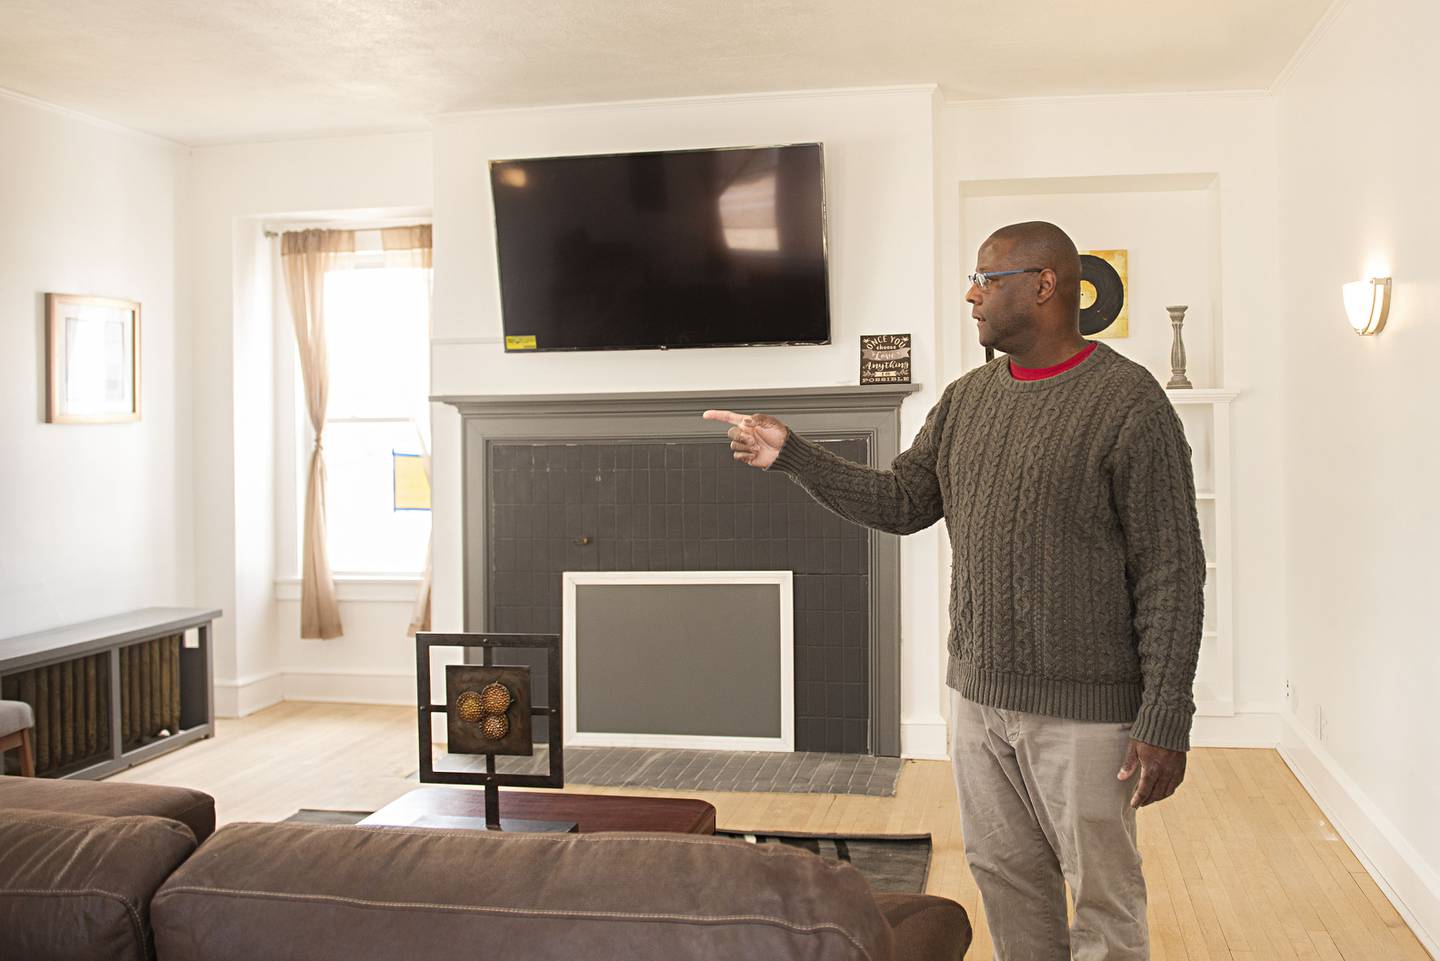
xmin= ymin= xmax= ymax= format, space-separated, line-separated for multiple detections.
xmin=438 ymin=384 xmax=921 ymax=756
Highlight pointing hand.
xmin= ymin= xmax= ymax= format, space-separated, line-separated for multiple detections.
xmin=701 ymin=410 xmax=789 ymax=469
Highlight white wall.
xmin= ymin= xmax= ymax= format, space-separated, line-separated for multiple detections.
xmin=1276 ymin=0 xmax=1440 ymax=949
xmin=187 ymin=130 xmax=433 ymax=715
xmin=940 ymin=95 xmax=1287 ymax=729
xmin=429 ymin=87 xmax=951 ymax=756
xmin=0 ymin=91 xmax=191 ymax=638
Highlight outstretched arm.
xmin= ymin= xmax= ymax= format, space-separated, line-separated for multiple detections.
xmin=702 ymin=393 xmax=950 ymax=536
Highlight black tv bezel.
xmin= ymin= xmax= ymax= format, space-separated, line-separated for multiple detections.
xmin=488 ymin=142 xmax=832 ymax=353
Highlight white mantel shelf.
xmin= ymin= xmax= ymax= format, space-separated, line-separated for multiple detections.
xmin=1166 ymin=388 xmax=1239 ymax=404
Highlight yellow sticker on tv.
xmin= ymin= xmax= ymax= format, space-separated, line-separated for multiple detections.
xmin=505 ymin=335 xmax=537 ymax=351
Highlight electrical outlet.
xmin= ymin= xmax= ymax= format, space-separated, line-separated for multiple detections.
xmin=1290 ymin=680 xmax=1300 ymax=715
xmin=1314 ymin=704 xmax=1326 ymax=742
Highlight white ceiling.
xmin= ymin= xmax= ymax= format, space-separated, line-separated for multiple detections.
xmin=0 ymin=0 xmax=1330 ymax=145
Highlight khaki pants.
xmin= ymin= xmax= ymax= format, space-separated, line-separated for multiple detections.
xmin=949 ymin=691 xmax=1148 ymax=961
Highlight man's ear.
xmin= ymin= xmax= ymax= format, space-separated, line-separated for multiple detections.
xmin=1034 ymin=268 xmax=1059 ymax=305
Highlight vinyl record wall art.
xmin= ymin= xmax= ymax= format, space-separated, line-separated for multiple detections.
xmin=1079 ymin=250 xmax=1129 ymax=339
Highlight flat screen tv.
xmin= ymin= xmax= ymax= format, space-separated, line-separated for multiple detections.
xmin=490 ymin=143 xmax=830 ymax=352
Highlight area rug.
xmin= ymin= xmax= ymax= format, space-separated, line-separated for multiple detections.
xmin=718 ymin=831 xmax=931 ymax=893
xmin=284 ymin=811 xmax=931 ymax=893
xmin=416 ymin=746 xmax=904 ymax=796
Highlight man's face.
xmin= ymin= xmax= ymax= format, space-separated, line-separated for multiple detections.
xmin=966 ymin=238 xmax=1037 ymax=353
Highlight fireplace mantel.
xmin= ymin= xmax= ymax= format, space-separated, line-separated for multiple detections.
xmin=434 ymin=383 xmax=922 ymax=420
xmin=436 ymin=382 xmax=924 ymax=757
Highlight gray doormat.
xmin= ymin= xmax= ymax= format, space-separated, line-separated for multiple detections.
xmin=284 ymin=811 xmax=930 ymax=893
xmin=422 ymin=747 xmax=903 ymax=796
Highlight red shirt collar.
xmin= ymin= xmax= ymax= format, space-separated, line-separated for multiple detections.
xmin=1010 ymin=342 xmax=1098 ymax=381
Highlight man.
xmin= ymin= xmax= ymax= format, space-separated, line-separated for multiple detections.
xmin=703 ymin=221 xmax=1204 ymax=961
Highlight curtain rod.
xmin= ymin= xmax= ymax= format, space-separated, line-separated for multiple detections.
xmin=262 ymin=220 xmax=431 ymax=239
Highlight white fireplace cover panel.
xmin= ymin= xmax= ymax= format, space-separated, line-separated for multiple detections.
xmin=563 ymin=570 xmax=795 ymax=752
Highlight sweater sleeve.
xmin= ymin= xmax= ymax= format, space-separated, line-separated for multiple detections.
xmin=767 ymin=387 xmax=950 ymax=536
xmin=1108 ymin=401 xmax=1207 ymax=752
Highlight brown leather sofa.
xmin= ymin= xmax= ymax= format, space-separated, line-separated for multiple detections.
xmin=0 ymin=775 xmax=972 ymax=961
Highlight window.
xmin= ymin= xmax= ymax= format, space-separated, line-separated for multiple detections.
xmin=315 ymin=262 xmax=431 ymax=576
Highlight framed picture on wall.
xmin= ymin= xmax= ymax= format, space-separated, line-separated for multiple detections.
xmin=45 ymin=293 xmax=141 ymax=424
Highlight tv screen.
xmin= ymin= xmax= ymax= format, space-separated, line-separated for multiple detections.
xmin=490 ymin=143 xmax=830 ymax=352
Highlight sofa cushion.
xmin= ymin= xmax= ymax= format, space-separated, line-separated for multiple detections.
xmin=0 ymin=808 xmax=196 ymax=961
xmin=153 ymin=822 xmax=896 ymax=961
xmin=874 ymin=893 xmax=973 ymax=961
xmin=0 ymin=774 xmax=215 ymax=842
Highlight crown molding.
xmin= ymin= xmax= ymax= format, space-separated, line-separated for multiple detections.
xmin=186 ymin=122 xmax=432 ymax=150
xmin=944 ymin=88 xmax=1273 ymax=111
xmin=434 ymin=84 xmax=940 ymax=124
xmin=1268 ymin=0 xmax=1353 ymax=94
xmin=0 ymin=85 xmax=187 ymax=149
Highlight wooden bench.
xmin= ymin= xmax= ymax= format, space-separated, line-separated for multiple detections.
xmin=0 ymin=608 xmax=220 ymax=778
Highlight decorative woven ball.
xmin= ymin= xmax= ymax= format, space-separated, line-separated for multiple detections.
xmin=481 ymin=713 xmax=509 ymax=740
xmin=479 ymin=682 xmax=512 ymax=714
xmin=455 ymin=690 xmax=484 ymax=724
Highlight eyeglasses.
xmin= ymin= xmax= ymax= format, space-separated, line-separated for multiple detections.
xmin=967 ymin=267 xmax=1044 ymax=290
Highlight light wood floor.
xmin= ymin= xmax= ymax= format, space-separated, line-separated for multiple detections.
xmin=112 ymin=701 xmax=1431 ymax=961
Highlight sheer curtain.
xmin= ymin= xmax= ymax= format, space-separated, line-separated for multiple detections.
xmin=281 ymin=229 xmax=353 ymax=640
xmin=280 ymin=224 xmax=433 ymax=640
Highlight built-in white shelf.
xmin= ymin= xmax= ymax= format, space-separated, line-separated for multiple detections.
xmin=1167 ymin=389 xmax=1239 ymax=405
xmin=1172 ymin=390 xmax=1236 ymax=719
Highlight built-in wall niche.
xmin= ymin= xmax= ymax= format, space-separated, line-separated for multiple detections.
xmin=959 ymin=173 xmax=1222 ymax=388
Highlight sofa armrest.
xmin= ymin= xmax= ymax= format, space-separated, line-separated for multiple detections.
xmin=874 ymin=893 xmax=973 ymax=961
xmin=0 ymin=774 xmax=215 ymax=842
xmin=0 ymin=809 xmax=196 ymax=961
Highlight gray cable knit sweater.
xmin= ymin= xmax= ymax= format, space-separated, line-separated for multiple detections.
xmin=771 ymin=343 xmax=1206 ymax=751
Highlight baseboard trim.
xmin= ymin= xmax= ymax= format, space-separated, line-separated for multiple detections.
xmin=901 ymin=718 xmax=947 ymax=760
xmin=281 ymin=670 xmax=415 ymax=706
xmin=1278 ymin=714 xmax=1440 ymax=958
xmin=213 ymin=672 xmax=284 ymax=718
xmin=1190 ymin=710 xmax=1283 ymax=748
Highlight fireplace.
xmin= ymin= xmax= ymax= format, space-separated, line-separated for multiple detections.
xmin=439 ymin=384 xmax=919 ymax=756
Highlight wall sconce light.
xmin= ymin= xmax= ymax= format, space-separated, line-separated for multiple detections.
xmin=1343 ymin=277 xmax=1391 ymax=335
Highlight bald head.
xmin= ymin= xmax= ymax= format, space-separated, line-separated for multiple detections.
xmin=987 ymin=221 xmax=1082 ymax=318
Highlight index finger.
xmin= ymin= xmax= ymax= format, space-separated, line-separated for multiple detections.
xmin=702 ymin=409 xmax=749 ymax=427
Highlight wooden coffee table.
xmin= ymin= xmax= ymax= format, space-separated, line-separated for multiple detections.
xmin=359 ymin=787 xmax=716 ymax=835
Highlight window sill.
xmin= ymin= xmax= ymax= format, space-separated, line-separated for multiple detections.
xmin=274 ymin=577 xmax=422 ymax=604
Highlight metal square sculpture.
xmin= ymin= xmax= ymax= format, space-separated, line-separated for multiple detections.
xmin=415 ymin=633 xmax=565 ymax=829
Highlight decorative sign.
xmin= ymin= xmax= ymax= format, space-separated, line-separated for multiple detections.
xmin=860 ymin=334 xmax=912 ymax=385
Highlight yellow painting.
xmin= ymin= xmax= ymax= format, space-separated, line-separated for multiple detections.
xmin=1081 ymin=248 xmax=1129 ymax=340
xmin=393 ymin=452 xmax=432 ymax=511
